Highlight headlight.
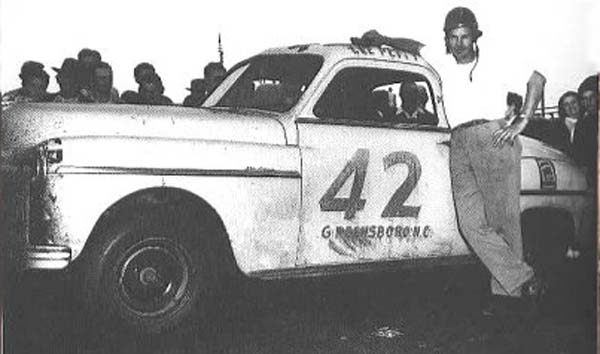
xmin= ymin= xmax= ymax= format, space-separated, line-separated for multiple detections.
xmin=36 ymin=138 xmax=62 ymax=176
xmin=28 ymin=138 xmax=62 ymax=245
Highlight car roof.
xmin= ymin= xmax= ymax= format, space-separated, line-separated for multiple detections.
xmin=258 ymin=43 xmax=431 ymax=67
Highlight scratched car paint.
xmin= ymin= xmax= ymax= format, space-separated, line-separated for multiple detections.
xmin=1 ymin=42 xmax=593 ymax=333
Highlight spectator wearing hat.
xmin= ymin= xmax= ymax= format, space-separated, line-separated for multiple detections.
xmin=134 ymin=63 xmax=156 ymax=85
xmin=77 ymin=48 xmax=102 ymax=91
xmin=204 ymin=62 xmax=226 ymax=96
xmin=138 ymin=72 xmax=173 ymax=106
xmin=50 ymin=58 xmax=81 ymax=103
xmin=121 ymin=62 xmax=157 ymax=104
xmin=183 ymin=79 xmax=207 ymax=107
xmin=2 ymin=61 xmax=50 ymax=103
xmin=77 ymin=48 xmax=102 ymax=64
xmin=79 ymin=62 xmax=120 ymax=103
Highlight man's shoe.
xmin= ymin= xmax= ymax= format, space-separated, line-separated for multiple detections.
xmin=522 ymin=274 xmax=545 ymax=298
xmin=521 ymin=274 xmax=546 ymax=318
xmin=481 ymin=295 xmax=520 ymax=318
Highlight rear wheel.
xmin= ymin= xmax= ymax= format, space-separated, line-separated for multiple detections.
xmin=80 ymin=208 xmax=216 ymax=333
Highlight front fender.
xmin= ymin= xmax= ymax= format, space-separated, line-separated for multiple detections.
xmin=15 ymin=136 xmax=302 ymax=274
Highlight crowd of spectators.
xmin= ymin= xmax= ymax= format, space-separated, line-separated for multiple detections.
xmin=1 ymin=48 xmax=227 ymax=107
xmin=1 ymin=48 xmax=597 ymax=180
xmin=520 ymin=74 xmax=598 ymax=186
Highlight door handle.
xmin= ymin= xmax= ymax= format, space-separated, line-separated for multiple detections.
xmin=438 ymin=140 xmax=451 ymax=147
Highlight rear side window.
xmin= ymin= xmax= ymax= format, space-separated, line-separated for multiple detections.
xmin=313 ymin=67 xmax=438 ymax=126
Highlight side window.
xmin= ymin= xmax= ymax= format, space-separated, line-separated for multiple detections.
xmin=216 ymin=55 xmax=323 ymax=113
xmin=313 ymin=67 xmax=438 ymax=126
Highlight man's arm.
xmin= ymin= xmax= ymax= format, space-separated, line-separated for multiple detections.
xmin=493 ymin=70 xmax=546 ymax=147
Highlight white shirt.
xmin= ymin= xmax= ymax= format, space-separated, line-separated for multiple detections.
xmin=423 ymin=44 xmax=532 ymax=128
xmin=564 ymin=117 xmax=577 ymax=143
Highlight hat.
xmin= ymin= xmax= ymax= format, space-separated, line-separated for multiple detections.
xmin=52 ymin=58 xmax=79 ymax=77
xmin=444 ymin=7 xmax=482 ymax=39
xmin=204 ymin=62 xmax=226 ymax=77
xmin=78 ymin=48 xmax=102 ymax=62
xmin=186 ymin=78 xmax=206 ymax=91
xmin=19 ymin=61 xmax=47 ymax=79
xmin=77 ymin=48 xmax=94 ymax=61
xmin=134 ymin=62 xmax=156 ymax=82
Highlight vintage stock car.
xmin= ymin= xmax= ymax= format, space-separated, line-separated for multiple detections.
xmin=2 ymin=41 xmax=594 ymax=333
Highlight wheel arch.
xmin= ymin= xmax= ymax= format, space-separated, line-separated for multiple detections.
xmin=520 ymin=206 xmax=574 ymax=268
xmin=74 ymin=186 xmax=240 ymax=277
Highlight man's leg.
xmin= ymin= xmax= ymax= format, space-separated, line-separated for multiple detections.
xmin=469 ymin=121 xmax=527 ymax=296
xmin=450 ymin=124 xmax=533 ymax=296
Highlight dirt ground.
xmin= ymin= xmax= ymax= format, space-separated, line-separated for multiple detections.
xmin=4 ymin=255 xmax=596 ymax=354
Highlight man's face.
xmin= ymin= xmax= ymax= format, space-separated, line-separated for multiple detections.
xmin=94 ymin=68 xmax=113 ymax=93
xmin=136 ymin=68 xmax=154 ymax=84
xmin=562 ymin=95 xmax=581 ymax=119
xmin=57 ymin=74 xmax=77 ymax=95
xmin=581 ymin=90 xmax=598 ymax=116
xmin=191 ymin=87 xmax=205 ymax=96
xmin=446 ymin=26 xmax=476 ymax=63
xmin=140 ymin=81 xmax=160 ymax=99
xmin=81 ymin=54 xmax=101 ymax=66
xmin=24 ymin=76 xmax=48 ymax=99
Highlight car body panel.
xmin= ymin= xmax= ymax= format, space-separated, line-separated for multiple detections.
xmin=1 ymin=43 xmax=592 ymax=277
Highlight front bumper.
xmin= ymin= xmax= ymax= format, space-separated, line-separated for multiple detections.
xmin=25 ymin=245 xmax=71 ymax=270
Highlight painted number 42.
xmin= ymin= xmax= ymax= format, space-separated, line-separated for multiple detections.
xmin=319 ymin=149 xmax=422 ymax=220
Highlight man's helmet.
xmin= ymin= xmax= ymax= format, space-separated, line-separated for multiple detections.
xmin=443 ymin=7 xmax=482 ymax=39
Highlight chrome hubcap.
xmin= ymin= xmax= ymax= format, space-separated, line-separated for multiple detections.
xmin=117 ymin=238 xmax=190 ymax=316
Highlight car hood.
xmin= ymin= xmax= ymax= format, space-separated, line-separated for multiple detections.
xmin=1 ymin=103 xmax=287 ymax=163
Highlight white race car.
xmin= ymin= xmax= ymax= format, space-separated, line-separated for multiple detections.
xmin=2 ymin=41 xmax=593 ymax=333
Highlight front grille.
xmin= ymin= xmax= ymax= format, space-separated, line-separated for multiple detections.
xmin=28 ymin=174 xmax=54 ymax=245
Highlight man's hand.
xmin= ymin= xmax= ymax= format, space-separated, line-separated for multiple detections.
xmin=351 ymin=30 xmax=385 ymax=47
xmin=492 ymin=119 xmax=527 ymax=147
xmin=493 ymin=70 xmax=545 ymax=147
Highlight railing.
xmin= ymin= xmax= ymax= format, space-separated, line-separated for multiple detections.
xmin=534 ymin=105 xmax=559 ymax=120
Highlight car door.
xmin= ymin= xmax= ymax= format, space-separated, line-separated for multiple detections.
xmin=296 ymin=60 xmax=468 ymax=268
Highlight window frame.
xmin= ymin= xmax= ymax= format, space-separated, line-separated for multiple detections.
xmin=206 ymin=54 xmax=324 ymax=113
xmin=296 ymin=59 xmax=449 ymax=131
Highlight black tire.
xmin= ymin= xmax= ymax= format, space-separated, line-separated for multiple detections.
xmin=79 ymin=207 xmax=216 ymax=334
xmin=522 ymin=212 xmax=570 ymax=275
xmin=522 ymin=211 xmax=571 ymax=306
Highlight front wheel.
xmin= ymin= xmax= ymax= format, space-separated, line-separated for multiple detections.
xmin=80 ymin=210 xmax=215 ymax=333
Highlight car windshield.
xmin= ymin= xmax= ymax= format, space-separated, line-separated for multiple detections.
xmin=213 ymin=54 xmax=323 ymax=113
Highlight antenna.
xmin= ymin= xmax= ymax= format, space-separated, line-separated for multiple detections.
xmin=218 ymin=33 xmax=224 ymax=66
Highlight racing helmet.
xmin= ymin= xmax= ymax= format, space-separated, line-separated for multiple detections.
xmin=443 ymin=7 xmax=482 ymax=39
